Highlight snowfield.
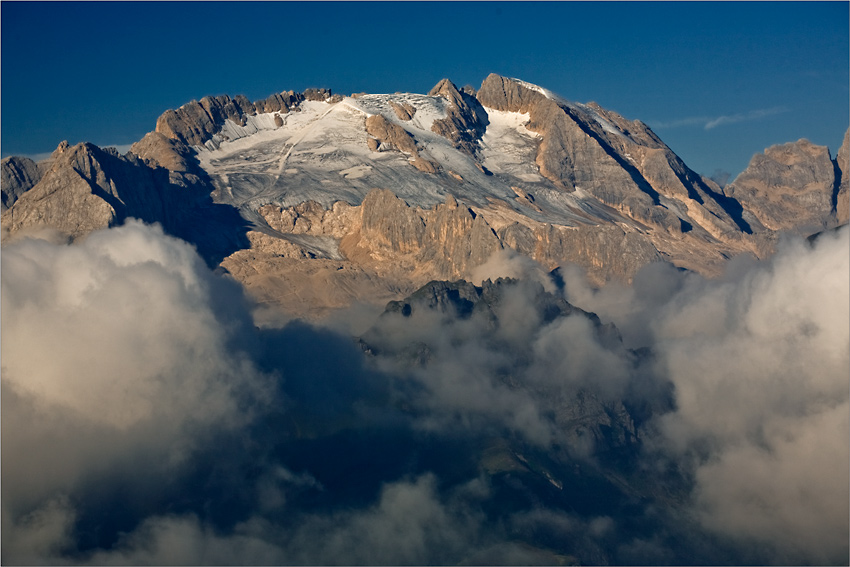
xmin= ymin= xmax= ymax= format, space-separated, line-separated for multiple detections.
xmin=193 ymin=91 xmax=614 ymax=236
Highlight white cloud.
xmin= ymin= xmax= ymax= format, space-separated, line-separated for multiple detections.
xmin=651 ymin=106 xmax=789 ymax=131
xmin=704 ymin=106 xmax=789 ymax=130
xmin=2 ymin=219 xmax=846 ymax=565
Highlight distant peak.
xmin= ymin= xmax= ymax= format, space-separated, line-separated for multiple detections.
xmin=428 ymin=78 xmax=461 ymax=97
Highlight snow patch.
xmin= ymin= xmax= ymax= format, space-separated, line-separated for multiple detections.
xmin=338 ymin=164 xmax=372 ymax=179
xmin=480 ymin=109 xmax=542 ymax=179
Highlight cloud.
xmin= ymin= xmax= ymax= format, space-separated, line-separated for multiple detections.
xmin=650 ymin=227 xmax=850 ymax=563
xmin=1 ymin=220 xmax=268 ymax=430
xmin=651 ymin=106 xmax=789 ymax=131
xmin=704 ymin=106 xmax=789 ymax=130
xmin=1 ymin=220 xmax=847 ymax=565
xmin=650 ymin=115 xmax=712 ymax=129
xmin=561 ymin=226 xmax=850 ymax=563
xmin=1 ymin=221 xmax=277 ymax=562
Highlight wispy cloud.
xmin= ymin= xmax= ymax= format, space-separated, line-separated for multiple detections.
xmin=704 ymin=106 xmax=789 ymax=129
xmin=652 ymin=106 xmax=790 ymax=131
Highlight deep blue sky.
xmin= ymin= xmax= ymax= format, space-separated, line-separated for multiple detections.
xmin=2 ymin=1 xmax=847 ymax=178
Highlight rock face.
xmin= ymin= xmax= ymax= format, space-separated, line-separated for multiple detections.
xmin=476 ymin=74 xmax=746 ymax=239
xmin=3 ymin=74 xmax=846 ymax=318
xmin=129 ymin=131 xmax=199 ymax=173
xmin=389 ymin=100 xmax=416 ymax=121
xmin=156 ymin=94 xmax=253 ymax=146
xmin=1 ymin=156 xmax=42 ymax=211
xmin=364 ymin=114 xmax=437 ymax=173
xmin=1 ymin=141 xmax=248 ymax=263
xmin=725 ymin=137 xmax=841 ymax=233
xmin=428 ymin=78 xmax=489 ymax=156
xmin=154 ymin=87 xmax=334 ymax=147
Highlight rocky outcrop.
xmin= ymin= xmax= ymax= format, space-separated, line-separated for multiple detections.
xmin=129 ymin=131 xmax=198 ymax=174
xmin=477 ymin=75 xmax=680 ymax=233
xmin=1 ymin=141 xmax=248 ymax=263
xmin=725 ymin=138 xmax=839 ymax=233
xmin=340 ymin=189 xmax=501 ymax=279
xmin=365 ymin=114 xmax=418 ymax=154
xmin=476 ymin=73 xmax=546 ymax=114
xmin=255 ymin=90 xmax=302 ymax=114
xmin=154 ymin=88 xmax=334 ymax=147
xmin=303 ymin=87 xmax=333 ymax=102
xmin=1 ymin=156 xmax=42 ymax=211
xmin=156 ymin=94 xmax=252 ymax=146
xmin=389 ymin=100 xmax=417 ymax=121
xmin=365 ymin=114 xmax=438 ymax=173
xmin=429 ymin=79 xmax=489 ymax=156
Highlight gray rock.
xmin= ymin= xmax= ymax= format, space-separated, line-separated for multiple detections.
xmin=364 ymin=114 xmax=438 ymax=173
xmin=129 ymin=131 xmax=196 ymax=173
xmin=428 ymin=78 xmax=489 ymax=156
xmin=1 ymin=156 xmax=42 ymax=211
xmin=725 ymin=138 xmax=838 ymax=233
xmin=389 ymin=100 xmax=417 ymax=121
xmin=303 ymin=88 xmax=332 ymax=101
xmin=2 ymin=141 xmax=248 ymax=264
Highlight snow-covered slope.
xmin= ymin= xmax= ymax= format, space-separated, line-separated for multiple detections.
xmin=194 ymin=91 xmax=624 ymax=235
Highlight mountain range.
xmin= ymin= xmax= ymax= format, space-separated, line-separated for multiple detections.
xmin=3 ymin=73 xmax=847 ymax=318
xmin=2 ymin=74 xmax=849 ymax=566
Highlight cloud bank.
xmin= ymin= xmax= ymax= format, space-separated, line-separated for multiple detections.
xmin=2 ymin=220 xmax=847 ymax=565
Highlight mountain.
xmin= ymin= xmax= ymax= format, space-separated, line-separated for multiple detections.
xmin=2 ymin=74 xmax=847 ymax=317
xmin=2 ymin=75 xmax=848 ymax=566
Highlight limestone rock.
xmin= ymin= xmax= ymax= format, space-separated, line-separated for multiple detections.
xmin=725 ymin=138 xmax=838 ymax=233
xmin=428 ymin=78 xmax=488 ymax=156
xmin=365 ymin=114 xmax=418 ymax=154
xmin=256 ymin=90 xmax=302 ymax=114
xmin=410 ymin=157 xmax=438 ymax=173
xmin=303 ymin=87 xmax=332 ymax=101
xmin=389 ymin=100 xmax=417 ymax=121
xmin=1 ymin=156 xmax=42 ymax=211
xmin=156 ymin=94 xmax=255 ymax=146
xmin=364 ymin=114 xmax=436 ymax=173
xmin=476 ymin=73 xmax=547 ymax=114
xmin=156 ymin=90 xmax=308 ymax=146
xmin=476 ymin=74 xmax=746 ymax=237
xmin=1 ymin=141 xmax=248 ymax=264
xmin=129 ymin=131 xmax=196 ymax=173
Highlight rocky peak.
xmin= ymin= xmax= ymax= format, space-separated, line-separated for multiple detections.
xmin=303 ymin=87 xmax=333 ymax=101
xmin=129 ymin=131 xmax=199 ymax=174
xmin=428 ymin=78 xmax=489 ymax=156
xmin=476 ymin=73 xmax=547 ymax=114
xmin=725 ymin=138 xmax=839 ymax=232
xmin=53 ymin=140 xmax=71 ymax=157
xmin=154 ymin=87 xmax=334 ymax=148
